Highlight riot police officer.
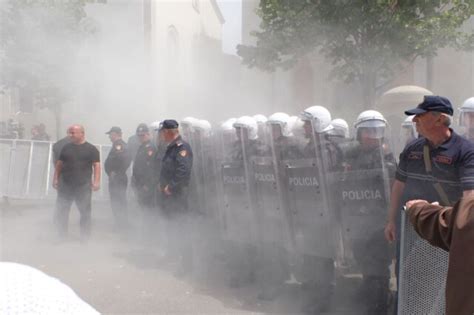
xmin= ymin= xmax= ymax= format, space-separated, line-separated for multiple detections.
xmin=132 ymin=124 xmax=156 ymax=211
xmin=297 ymin=105 xmax=341 ymax=313
xmin=400 ymin=115 xmax=417 ymax=146
xmin=459 ymin=97 xmax=474 ymax=140
xmin=128 ymin=123 xmax=148 ymax=162
xmin=104 ymin=126 xmax=131 ymax=229
xmin=159 ymin=119 xmax=193 ymax=275
xmin=343 ymin=110 xmax=396 ymax=314
xmin=267 ymin=112 xmax=303 ymax=160
xmin=230 ymin=116 xmax=268 ymax=161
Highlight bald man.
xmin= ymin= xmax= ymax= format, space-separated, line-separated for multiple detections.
xmin=53 ymin=125 xmax=100 ymax=240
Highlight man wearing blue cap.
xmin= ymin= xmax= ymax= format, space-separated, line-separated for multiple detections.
xmin=383 ymin=95 xmax=474 ymax=312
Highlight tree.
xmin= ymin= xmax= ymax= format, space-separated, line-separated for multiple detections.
xmin=237 ymin=0 xmax=474 ymax=108
xmin=0 ymin=0 xmax=104 ymax=138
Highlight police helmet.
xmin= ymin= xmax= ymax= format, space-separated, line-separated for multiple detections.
xmin=221 ymin=118 xmax=237 ymax=133
xmin=328 ymin=118 xmax=349 ymax=138
xmin=253 ymin=114 xmax=268 ymax=125
xmin=288 ymin=116 xmax=305 ymax=137
xmin=267 ymin=112 xmax=292 ymax=137
xmin=233 ymin=116 xmax=258 ymax=140
xmin=459 ymin=97 xmax=474 ymax=128
xmin=401 ymin=115 xmax=417 ymax=143
xmin=300 ymin=105 xmax=333 ymax=133
xmin=354 ymin=110 xmax=387 ymax=139
xmin=194 ymin=119 xmax=212 ymax=137
xmin=149 ymin=121 xmax=161 ymax=131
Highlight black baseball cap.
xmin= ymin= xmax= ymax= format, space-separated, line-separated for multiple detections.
xmin=136 ymin=123 xmax=149 ymax=134
xmin=106 ymin=126 xmax=122 ymax=134
xmin=161 ymin=119 xmax=179 ymax=130
xmin=405 ymin=95 xmax=453 ymax=116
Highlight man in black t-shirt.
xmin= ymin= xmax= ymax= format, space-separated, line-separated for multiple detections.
xmin=53 ymin=124 xmax=101 ymax=240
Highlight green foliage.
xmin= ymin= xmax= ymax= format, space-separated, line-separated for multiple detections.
xmin=0 ymin=0 xmax=104 ymax=109
xmin=238 ymin=0 xmax=474 ymax=87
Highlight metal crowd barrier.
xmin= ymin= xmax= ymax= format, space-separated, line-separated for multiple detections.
xmin=397 ymin=212 xmax=448 ymax=314
xmin=0 ymin=138 xmax=111 ymax=200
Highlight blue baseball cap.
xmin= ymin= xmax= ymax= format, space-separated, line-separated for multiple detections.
xmin=405 ymin=95 xmax=453 ymax=116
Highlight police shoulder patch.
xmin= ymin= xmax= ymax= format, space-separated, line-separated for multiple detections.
xmin=179 ymin=149 xmax=187 ymax=157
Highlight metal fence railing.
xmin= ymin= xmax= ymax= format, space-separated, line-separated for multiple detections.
xmin=0 ymin=138 xmax=111 ymax=200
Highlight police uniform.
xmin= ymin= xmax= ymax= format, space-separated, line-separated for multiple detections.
xmin=104 ymin=127 xmax=131 ymax=228
xmin=159 ymin=120 xmax=193 ymax=274
xmin=303 ymin=134 xmax=343 ymax=171
xmin=132 ymin=130 xmax=157 ymax=210
xmin=229 ymin=138 xmax=268 ymax=161
xmin=273 ymin=136 xmax=303 ymax=161
xmin=159 ymin=133 xmax=193 ymax=215
xmin=128 ymin=123 xmax=148 ymax=162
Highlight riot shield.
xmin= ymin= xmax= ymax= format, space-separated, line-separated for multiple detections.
xmin=284 ymin=158 xmax=334 ymax=260
xmin=252 ymin=156 xmax=291 ymax=248
xmin=221 ymin=161 xmax=257 ymax=245
xmin=332 ymin=168 xmax=390 ymax=268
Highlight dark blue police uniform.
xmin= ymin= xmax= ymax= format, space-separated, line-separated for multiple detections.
xmin=159 ymin=134 xmax=193 ymax=215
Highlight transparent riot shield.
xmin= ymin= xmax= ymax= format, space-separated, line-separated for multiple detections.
xmin=251 ymin=129 xmax=295 ymax=297
xmin=332 ymin=133 xmax=395 ymax=314
xmin=332 ymin=168 xmax=390 ymax=264
xmin=280 ymin=121 xmax=341 ymax=311
xmin=219 ymin=127 xmax=261 ymax=287
xmin=284 ymin=158 xmax=334 ymax=262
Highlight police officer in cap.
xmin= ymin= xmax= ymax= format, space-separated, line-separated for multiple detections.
xmin=105 ymin=126 xmax=132 ymax=229
xmin=159 ymin=119 xmax=193 ymax=275
xmin=132 ymin=124 xmax=157 ymax=212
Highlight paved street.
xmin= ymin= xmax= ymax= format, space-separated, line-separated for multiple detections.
xmin=0 ymin=200 xmax=263 ymax=315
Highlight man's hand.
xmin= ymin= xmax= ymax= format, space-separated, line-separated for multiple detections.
xmin=405 ymin=199 xmax=429 ymax=210
xmin=53 ymin=178 xmax=59 ymax=190
xmin=163 ymin=185 xmax=172 ymax=196
xmin=91 ymin=182 xmax=100 ymax=191
xmin=384 ymin=221 xmax=396 ymax=243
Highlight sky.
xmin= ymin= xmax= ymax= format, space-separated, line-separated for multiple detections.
xmin=216 ymin=0 xmax=242 ymax=55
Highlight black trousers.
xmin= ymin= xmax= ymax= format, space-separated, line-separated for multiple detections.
xmin=55 ymin=183 xmax=92 ymax=237
xmin=108 ymin=173 xmax=128 ymax=228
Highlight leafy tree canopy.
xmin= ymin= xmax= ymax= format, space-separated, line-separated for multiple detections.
xmin=237 ymin=0 xmax=474 ymax=104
